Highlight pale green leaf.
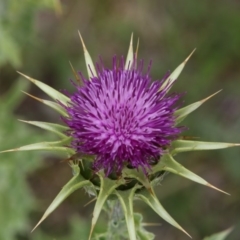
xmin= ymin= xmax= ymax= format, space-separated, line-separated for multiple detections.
xmin=0 ymin=137 xmax=73 ymax=154
xmin=18 ymin=72 xmax=70 ymax=104
xmin=89 ymin=172 xmax=125 ymax=240
xmin=152 ymin=154 xmax=229 ymax=195
xmin=32 ymin=169 xmax=91 ymax=231
xmin=159 ymin=49 xmax=195 ymax=93
xmin=78 ymin=31 xmax=97 ymax=79
xmin=175 ymin=90 xmax=222 ymax=124
xmin=171 ymin=140 xmax=240 ymax=155
xmin=123 ymin=167 xmax=151 ymax=191
xmin=137 ymin=188 xmax=191 ymax=238
xmin=115 ymin=186 xmax=140 ymax=240
xmin=18 ymin=120 xmax=68 ymax=138
xmin=134 ymin=213 xmax=155 ymax=240
xmin=203 ymin=227 xmax=233 ymax=240
xmin=22 ymin=91 xmax=68 ymax=116
xmin=125 ymin=33 xmax=134 ymax=70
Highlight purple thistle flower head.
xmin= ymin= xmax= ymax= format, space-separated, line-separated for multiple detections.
xmin=63 ymin=58 xmax=183 ymax=175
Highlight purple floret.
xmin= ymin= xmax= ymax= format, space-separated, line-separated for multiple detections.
xmin=63 ymin=58 xmax=183 ymax=175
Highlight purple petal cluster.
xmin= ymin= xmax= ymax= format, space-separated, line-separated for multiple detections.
xmin=63 ymin=58 xmax=183 ymax=175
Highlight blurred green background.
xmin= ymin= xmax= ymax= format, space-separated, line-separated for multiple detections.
xmin=0 ymin=0 xmax=240 ymax=239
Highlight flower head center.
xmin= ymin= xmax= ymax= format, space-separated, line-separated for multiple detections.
xmin=63 ymin=59 xmax=183 ymax=174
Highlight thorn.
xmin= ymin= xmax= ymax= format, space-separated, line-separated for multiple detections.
xmin=125 ymin=33 xmax=134 ymax=70
xmin=77 ymin=31 xmax=97 ymax=79
xmin=31 ymin=220 xmax=42 ymax=233
xmin=176 ymin=223 xmax=192 ymax=239
xmin=84 ymin=197 xmax=97 ymax=207
xmin=17 ymin=71 xmax=35 ymax=83
xmin=78 ymin=30 xmax=86 ymax=52
xmin=183 ymin=230 xmax=192 ymax=239
xmin=207 ymin=183 xmax=230 ymax=195
xmin=22 ymin=91 xmax=43 ymax=103
xmin=201 ymin=90 xmax=222 ymax=103
xmin=129 ymin=32 xmax=134 ymax=67
xmin=135 ymin=37 xmax=139 ymax=59
xmin=134 ymin=37 xmax=140 ymax=69
xmin=18 ymin=119 xmax=28 ymax=123
xmin=69 ymin=61 xmax=82 ymax=85
xmin=184 ymin=48 xmax=196 ymax=64
xmin=130 ymin=32 xmax=133 ymax=45
xmin=0 ymin=148 xmax=18 ymax=153
xmin=31 ymin=210 xmax=50 ymax=233
xmin=88 ymin=223 xmax=95 ymax=240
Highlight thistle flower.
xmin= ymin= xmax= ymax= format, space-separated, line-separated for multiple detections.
xmin=63 ymin=57 xmax=183 ymax=176
xmin=2 ymin=33 xmax=240 ymax=240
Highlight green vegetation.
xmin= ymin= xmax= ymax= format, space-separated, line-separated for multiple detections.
xmin=0 ymin=0 xmax=240 ymax=239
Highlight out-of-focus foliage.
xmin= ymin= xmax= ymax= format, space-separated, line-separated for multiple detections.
xmin=0 ymin=80 xmax=48 ymax=239
xmin=1 ymin=0 xmax=240 ymax=239
xmin=0 ymin=0 xmax=61 ymax=67
xmin=32 ymin=216 xmax=90 ymax=240
xmin=0 ymin=78 xmax=95 ymax=240
xmin=203 ymin=227 xmax=233 ymax=240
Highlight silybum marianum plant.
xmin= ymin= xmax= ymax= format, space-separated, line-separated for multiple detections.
xmin=2 ymin=33 xmax=240 ymax=240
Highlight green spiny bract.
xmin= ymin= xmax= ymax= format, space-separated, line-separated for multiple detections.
xmin=1 ymin=33 xmax=239 ymax=240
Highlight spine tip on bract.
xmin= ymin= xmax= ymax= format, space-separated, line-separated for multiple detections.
xmin=201 ymin=89 xmax=222 ymax=103
xmin=184 ymin=48 xmax=196 ymax=64
xmin=207 ymin=183 xmax=230 ymax=195
xmin=78 ymin=30 xmax=87 ymax=51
